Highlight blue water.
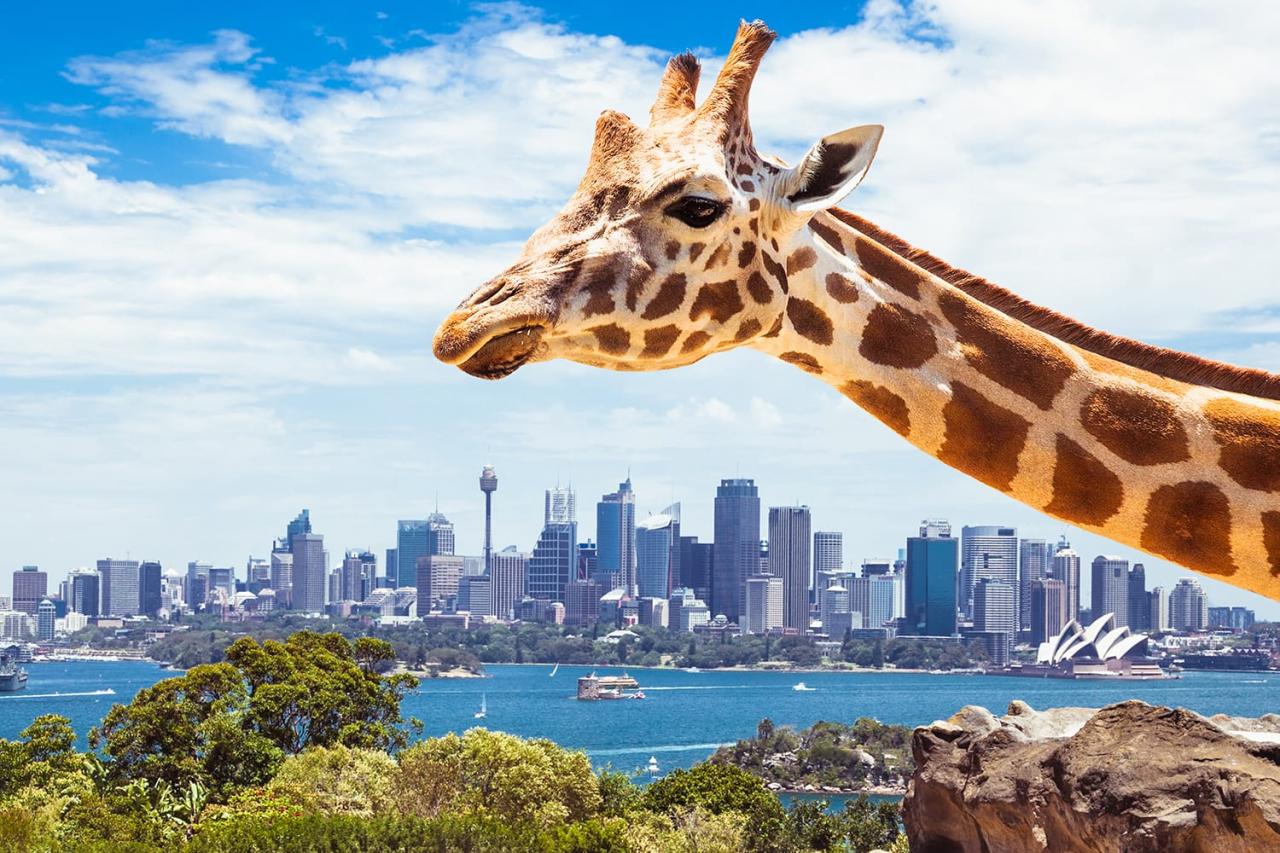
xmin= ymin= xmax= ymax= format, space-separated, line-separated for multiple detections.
xmin=3 ymin=662 xmax=1278 ymax=774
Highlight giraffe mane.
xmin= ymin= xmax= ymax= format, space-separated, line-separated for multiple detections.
xmin=830 ymin=208 xmax=1280 ymax=402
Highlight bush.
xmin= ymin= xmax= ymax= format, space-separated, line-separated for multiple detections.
xmin=266 ymin=745 xmax=398 ymax=816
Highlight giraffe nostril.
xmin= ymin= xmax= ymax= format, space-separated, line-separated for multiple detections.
xmin=466 ymin=279 xmax=506 ymax=308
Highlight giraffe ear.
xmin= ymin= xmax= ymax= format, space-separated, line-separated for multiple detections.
xmin=782 ymin=125 xmax=883 ymax=214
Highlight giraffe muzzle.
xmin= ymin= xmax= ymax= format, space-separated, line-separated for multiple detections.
xmin=455 ymin=325 xmax=546 ymax=380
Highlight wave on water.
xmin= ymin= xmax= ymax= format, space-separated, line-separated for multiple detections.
xmin=588 ymin=742 xmax=732 ymax=757
xmin=0 ymin=688 xmax=116 ymax=700
xmin=640 ymin=685 xmax=755 ymax=691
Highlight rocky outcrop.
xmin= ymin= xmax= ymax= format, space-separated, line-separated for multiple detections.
xmin=904 ymin=699 xmax=1280 ymax=852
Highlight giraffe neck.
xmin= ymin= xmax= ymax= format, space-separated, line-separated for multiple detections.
xmin=751 ymin=210 xmax=1280 ymax=604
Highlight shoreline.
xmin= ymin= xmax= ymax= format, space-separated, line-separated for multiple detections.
xmin=498 ymin=661 xmax=966 ymax=676
xmin=774 ymin=785 xmax=907 ymax=798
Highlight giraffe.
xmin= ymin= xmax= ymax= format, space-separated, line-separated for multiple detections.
xmin=434 ymin=21 xmax=1280 ymax=606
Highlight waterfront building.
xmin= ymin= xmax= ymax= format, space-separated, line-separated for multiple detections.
xmin=1127 ymin=563 xmax=1149 ymax=631
xmin=491 ymin=548 xmax=528 ymax=620
xmin=396 ymin=519 xmax=430 ymax=590
xmin=98 ymin=558 xmax=140 ymax=617
xmin=597 ymin=478 xmax=637 ymax=594
xmin=417 ymin=554 xmax=463 ymax=614
xmin=712 ymin=478 xmax=759 ymax=624
xmin=36 ymin=599 xmax=55 ymax=641
xmin=457 ymin=574 xmax=493 ymax=617
xmin=0 ymin=611 xmax=32 ymax=641
xmin=1148 ymin=586 xmax=1170 ymax=633
xmin=69 ymin=571 xmax=99 ymax=617
xmin=744 ymin=574 xmax=784 ymax=634
xmin=1018 ymin=539 xmax=1048 ymax=632
xmin=1034 ymin=613 xmax=1152 ymax=676
xmin=1208 ymin=606 xmax=1256 ymax=631
xmin=290 ymin=532 xmax=326 ymax=613
xmin=677 ymin=536 xmax=712 ymax=603
xmin=1091 ymin=556 xmax=1130 ymax=629
xmin=1029 ymin=578 xmax=1068 ymax=646
xmin=1169 ymin=578 xmax=1209 ymax=632
xmin=1052 ymin=547 xmax=1081 ymax=621
xmin=529 ymin=487 xmax=578 ymax=604
xmin=905 ymin=520 xmax=958 ymax=636
xmin=138 ymin=561 xmax=162 ymax=618
xmin=636 ymin=506 xmax=679 ymax=599
xmin=960 ymin=526 xmax=1018 ymax=621
xmin=564 ymin=578 xmax=603 ymax=626
xmin=480 ymin=465 xmax=498 ymax=574
xmin=769 ymin=505 xmax=812 ymax=631
xmin=11 ymin=567 xmax=47 ymax=615
xmin=973 ymin=578 xmax=1016 ymax=666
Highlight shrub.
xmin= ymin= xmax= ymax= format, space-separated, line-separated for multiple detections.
xmin=265 ymin=744 xmax=397 ymax=817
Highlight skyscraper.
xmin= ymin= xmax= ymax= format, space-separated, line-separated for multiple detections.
xmin=1090 ymin=555 xmax=1130 ymax=627
xmin=70 ymin=571 xmax=99 ymax=617
xmin=529 ymin=487 xmax=578 ymax=603
xmin=1169 ymin=578 xmax=1208 ymax=632
xmin=972 ymin=577 xmax=1016 ymax=666
xmin=813 ymin=531 xmax=843 ymax=586
xmin=270 ymin=550 xmax=293 ymax=608
xmin=98 ymin=559 xmax=140 ymax=617
xmin=36 ymin=599 xmax=55 ymax=641
xmin=1051 ymin=547 xmax=1081 ymax=621
xmin=1029 ymin=578 xmax=1067 ymax=645
xmin=480 ymin=465 xmax=498 ymax=575
xmin=678 ymin=536 xmax=713 ymax=603
xmin=867 ymin=573 xmax=899 ymax=629
xmin=426 ymin=512 xmax=456 ymax=556
xmin=340 ymin=550 xmax=375 ymax=602
xmin=712 ymin=478 xmax=759 ymax=624
xmin=396 ymin=519 xmax=431 ymax=590
xmin=491 ymin=548 xmax=528 ymax=620
xmin=636 ymin=505 xmax=679 ymax=599
xmin=1017 ymin=539 xmax=1048 ymax=632
xmin=769 ymin=505 xmax=812 ymax=631
xmin=905 ymin=520 xmax=958 ymax=636
xmin=1149 ymin=586 xmax=1170 ymax=633
xmin=1127 ymin=563 xmax=1149 ymax=631
xmin=960 ymin=526 xmax=1018 ymax=621
xmin=417 ymin=554 xmax=463 ymax=614
xmin=745 ymin=574 xmax=784 ymax=634
xmin=11 ymin=566 xmax=47 ymax=615
xmin=291 ymin=532 xmax=326 ymax=613
xmin=139 ymin=561 xmax=162 ymax=617
xmin=597 ymin=478 xmax=637 ymax=594
xmin=458 ymin=575 xmax=493 ymax=617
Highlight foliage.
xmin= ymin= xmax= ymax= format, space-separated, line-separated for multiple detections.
xmin=712 ymin=716 xmax=913 ymax=791
xmin=0 ymin=715 xmax=83 ymax=799
xmin=265 ymin=745 xmax=398 ymax=816
xmin=642 ymin=762 xmax=787 ymax=851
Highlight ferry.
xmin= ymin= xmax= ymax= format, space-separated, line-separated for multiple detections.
xmin=577 ymin=672 xmax=645 ymax=700
xmin=0 ymin=649 xmax=28 ymax=693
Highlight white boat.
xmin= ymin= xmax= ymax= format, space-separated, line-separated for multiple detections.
xmin=792 ymin=681 xmax=815 ymax=692
xmin=685 ymin=667 xmax=701 ymax=673
xmin=549 ymin=663 xmax=559 ymax=677
xmin=474 ymin=694 xmax=487 ymax=719
xmin=647 ymin=756 xmax=660 ymax=776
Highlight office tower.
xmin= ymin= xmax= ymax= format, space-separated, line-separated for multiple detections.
xmin=867 ymin=573 xmax=899 ymax=629
xmin=270 ymin=551 xmax=293 ymax=608
xmin=1169 ymin=578 xmax=1208 ymax=632
xmin=70 ymin=571 xmax=99 ymax=617
xmin=564 ymin=578 xmax=603 ymax=626
xmin=1018 ymin=539 xmax=1048 ymax=631
xmin=960 ymin=526 xmax=1018 ymax=621
xmin=905 ymin=520 xmax=958 ymax=636
xmin=1148 ymin=587 xmax=1169 ymax=633
xmin=861 ymin=559 xmax=891 ymax=576
xmin=417 ymin=554 xmax=463 ymax=614
xmin=427 ymin=512 xmax=456 ymax=556
xmin=491 ymin=548 xmax=528 ymax=620
xmin=846 ymin=575 xmax=871 ymax=627
xmin=677 ymin=536 xmax=712 ymax=603
xmin=383 ymin=549 xmax=397 ymax=586
xmin=712 ymin=478 xmax=760 ymax=624
xmin=769 ymin=506 xmax=812 ymax=631
xmin=138 ymin=561 xmax=162 ymax=617
xmin=1127 ymin=563 xmax=1149 ymax=631
xmin=818 ymin=581 xmax=850 ymax=634
xmin=1051 ymin=548 xmax=1081 ymax=621
xmin=529 ymin=487 xmax=577 ymax=602
xmin=636 ymin=506 xmax=679 ymax=599
xmin=291 ymin=532 xmax=325 ymax=613
xmin=745 ymin=574 xmax=784 ymax=634
xmin=397 ymin=519 xmax=431 ymax=590
xmin=245 ymin=557 xmax=271 ymax=593
xmin=36 ymin=599 xmax=56 ymax=641
xmin=339 ymin=551 xmax=374 ymax=602
xmin=597 ymin=478 xmax=637 ymax=594
xmin=287 ymin=509 xmax=311 ymax=542
xmin=458 ymin=574 xmax=493 ymax=617
xmin=97 ymin=559 xmax=140 ymax=616
xmin=11 ymin=567 xmax=47 ymax=615
xmin=813 ymin=531 xmax=843 ymax=579
xmin=1029 ymin=578 xmax=1067 ymax=645
xmin=973 ymin=577 xmax=1016 ymax=666
xmin=1090 ymin=555 xmax=1130 ymax=627
xmin=208 ymin=567 xmax=234 ymax=605
xmin=577 ymin=541 xmax=599 ymax=582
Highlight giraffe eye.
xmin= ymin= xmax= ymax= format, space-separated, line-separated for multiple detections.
xmin=665 ymin=196 xmax=725 ymax=229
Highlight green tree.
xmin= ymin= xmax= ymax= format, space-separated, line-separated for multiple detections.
xmin=266 ymin=744 xmax=398 ymax=817
xmin=641 ymin=763 xmax=785 ymax=850
xmin=0 ymin=715 xmax=82 ymax=799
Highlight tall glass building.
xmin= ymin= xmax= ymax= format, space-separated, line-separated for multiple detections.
xmin=960 ymin=525 xmax=1018 ymax=621
xmin=596 ymin=478 xmax=636 ymax=593
xmin=769 ymin=506 xmax=812 ymax=631
xmin=139 ymin=561 xmax=162 ymax=617
xmin=528 ymin=487 xmax=577 ymax=603
xmin=712 ymin=478 xmax=759 ymax=624
xmin=905 ymin=521 xmax=958 ymax=636
xmin=636 ymin=505 xmax=679 ymax=599
xmin=396 ymin=519 xmax=431 ymax=589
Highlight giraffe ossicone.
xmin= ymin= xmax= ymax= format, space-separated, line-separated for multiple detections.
xmin=435 ymin=20 xmax=1280 ymax=606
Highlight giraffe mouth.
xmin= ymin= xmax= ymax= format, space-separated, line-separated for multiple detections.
xmin=458 ymin=325 xmax=546 ymax=380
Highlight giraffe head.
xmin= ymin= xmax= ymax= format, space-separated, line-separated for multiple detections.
xmin=434 ymin=21 xmax=882 ymax=379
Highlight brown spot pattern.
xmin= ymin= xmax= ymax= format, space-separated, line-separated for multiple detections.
xmin=1140 ymin=481 xmax=1237 ymax=575
xmin=808 ymin=218 xmax=844 ymax=253
xmin=761 ymin=252 xmax=788 ymax=294
xmin=786 ymin=247 xmax=818 ymax=275
xmin=1203 ymin=398 xmax=1280 ymax=492
xmin=740 ymin=179 xmax=755 ymax=192
xmin=624 ymin=264 xmax=649 ymax=312
xmin=779 ymin=351 xmax=822 ymax=374
xmin=641 ymin=324 xmax=681 ymax=358
xmin=858 ymin=304 xmax=938 ymax=370
xmin=580 ymin=266 xmax=615 ymax=317
xmin=748 ymin=198 xmax=760 ymax=212
xmin=734 ymin=318 xmax=762 ymax=342
xmin=939 ymin=382 xmax=1030 ymax=492
xmin=1046 ymin=435 xmax=1123 ymax=526
xmin=786 ymin=298 xmax=834 ymax=346
xmin=1081 ymin=387 xmax=1190 ymax=466
xmin=703 ymin=243 xmax=731 ymax=270
xmin=841 ymin=381 xmax=910 ymax=437
xmin=825 ymin=272 xmax=859 ymax=304
xmin=641 ymin=274 xmax=687 ymax=320
xmin=689 ymin=280 xmax=745 ymax=325
xmin=665 ymin=240 xmax=680 ymax=261
xmin=745 ymin=271 xmax=773 ymax=305
xmin=680 ymin=331 xmax=711 ymax=354
xmin=1263 ymin=512 xmax=1280 ymax=576
xmin=589 ymin=323 xmax=630 ymax=356
xmin=939 ymin=291 xmax=1075 ymax=411
xmin=763 ymin=316 xmax=784 ymax=338
xmin=689 ymin=242 xmax=705 ymax=262
xmin=854 ymin=238 xmax=922 ymax=300
xmin=737 ymin=241 xmax=757 ymax=269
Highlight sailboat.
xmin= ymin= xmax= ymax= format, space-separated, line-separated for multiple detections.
xmin=474 ymin=694 xmax=487 ymax=719
xmin=549 ymin=662 xmax=559 ymax=677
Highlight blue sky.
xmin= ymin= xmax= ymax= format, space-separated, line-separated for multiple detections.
xmin=2 ymin=1 xmax=1279 ymax=617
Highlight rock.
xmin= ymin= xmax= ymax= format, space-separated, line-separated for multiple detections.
xmin=904 ymin=699 xmax=1280 ymax=852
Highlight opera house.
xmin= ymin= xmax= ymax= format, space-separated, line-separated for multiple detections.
xmin=1007 ymin=613 xmax=1170 ymax=679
